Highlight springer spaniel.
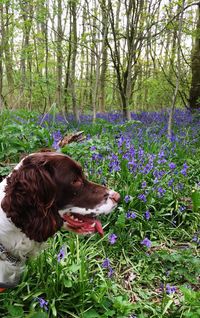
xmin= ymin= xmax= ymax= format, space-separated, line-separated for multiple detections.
xmin=0 ymin=152 xmax=120 ymax=290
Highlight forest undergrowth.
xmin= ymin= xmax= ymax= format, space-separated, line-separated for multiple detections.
xmin=0 ymin=109 xmax=200 ymax=318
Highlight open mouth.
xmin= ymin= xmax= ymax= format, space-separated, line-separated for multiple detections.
xmin=62 ymin=212 xmax=104 ymax=236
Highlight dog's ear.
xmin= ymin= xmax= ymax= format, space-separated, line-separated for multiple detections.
xmin=1 ymin=165 xmax=63 ymax=242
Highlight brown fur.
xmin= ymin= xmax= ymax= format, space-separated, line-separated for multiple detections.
xmin=1 ymin=153 xmax=109 ymax=242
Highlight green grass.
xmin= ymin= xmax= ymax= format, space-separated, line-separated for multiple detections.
xmin=0 ymin=110 xmax=200 ymax=318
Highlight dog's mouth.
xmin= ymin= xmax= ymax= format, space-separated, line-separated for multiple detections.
xmin=62 ymin=212 xmax=104 ymax=236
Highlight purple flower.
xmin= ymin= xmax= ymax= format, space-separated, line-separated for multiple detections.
xmin=192 ymin=235 xmax=200 ymax=245
xmin=141 ymin=181 xmax=147 ymax=188
xmin=90 ymin=146 xmax=97 ymax=151
xmin=144 ymin=210 xmax=150 ymax=220
xmin=124 ymin=195 xmax=131 ymax=203
xmin=166 ymin=284 xmax=176 ymax=294
xmin=57 ymin=246 xmax=65 ymax=262
xmin=179 ymin=206 xmax=186 ymax=212
xmin=102 ymin=258 xmax=114 ymax=278
xmin=126 ymin=211 xmax=137 ymax=219
xmin=181 ymin=163 xmax=188 ymax=176
xmin=169 ymin=162 xmax=176 ymax=169
xmin=108 ymin=233 xmax=117 ymax=245
xmin=109 ymin=153 xmax=121 ymax=172
xmin=102 ymin=258 xmax=110 ymax=268
xmin=52 ymin=130 xmax=62 ymax=150
xmin=168 ymin=178 xmax=174 ymax=187
xmin=141 ymin=237 xmax=152 ymax=248
xmin=138 ymin=193 xmax=147 ymax=202
xmin=192 ymin=235 xmax=198 ymax=242
xmin=181 ymin=168 xmax=187 ymax=176
xmin=157 ymin=187 xmax=166 ymax=198
xmin=36 ymin=297 xmax=48 ymax=311
xmin=108 ymin=267 xmax=114 ymax=278
xmin=158 ymin=150 xmax=165 ymax=159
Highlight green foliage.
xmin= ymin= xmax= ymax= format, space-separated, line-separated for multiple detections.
xmin=0 ymin=110 xmax=200 ymax=318
xmin=0 ymin=110 xmax=52 ymax=162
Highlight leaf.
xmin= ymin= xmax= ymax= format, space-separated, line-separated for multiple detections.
xmin=191 ymin=191 xmax=200 ymax=211
xmin=26 ymin=313 xmax=48 ymax=318
xmin=82 ymin=309 xmax=100 ymax=318
xmin=63 ymin=279 xmax=73 ymax=288
xmin=7 ymin=305 xmax=24 ymax=317
xmin=69 ymin=263 xmax=80 ymax=273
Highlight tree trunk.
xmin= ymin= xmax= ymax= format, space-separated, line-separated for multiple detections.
xmin=168 ymin=1 xmax=184 ymax=139
xmin=99 ymin=0 xmax=108 ymax=113
xmin=56 ymin=0 xmax=63 ymax=107
xmin=70 ymin=0 xmax=80 ymax=122
xmin=189 ymin=4 xmax=200 ymax=109
xmin=0 ymin=3 xmax=4 ymax=109
xmin=3 ymin=2 xmax=14 ymax=106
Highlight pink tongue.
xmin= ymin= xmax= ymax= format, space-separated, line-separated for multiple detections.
xmin=63 ymin=214 xmax=104 ymax=236
xmin=95 ymin=219 xmax=104 ymax=236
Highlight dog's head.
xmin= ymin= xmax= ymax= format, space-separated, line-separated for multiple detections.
xmin=1 ymin=153 xmax=120 ymax=242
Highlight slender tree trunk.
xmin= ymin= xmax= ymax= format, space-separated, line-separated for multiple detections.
xmin=168 ymin=1 xmax=185 ymax=138
xmin=3 ymin=2 xmax=14 ymax=106
xmin=189 ymin=3 xmax=200 ymax=109
xmin=56 ymin=0 xmax=63 ymax=107
xmin=0 ymin=3 xmax=4 ymax=108
xmin=70 ymin=0 xmax=80 ymax=122
xmin=99 ymin=0 xmax=108 ymax=113
xmin=64 ymin=10 xmax=72 ymax=114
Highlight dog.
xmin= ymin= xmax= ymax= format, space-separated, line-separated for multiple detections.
xmin=0 ymin=152 xmax=120 ymax=289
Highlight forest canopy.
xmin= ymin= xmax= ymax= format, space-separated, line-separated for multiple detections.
xmin=0 ymin=0 xmax=200 ymax=120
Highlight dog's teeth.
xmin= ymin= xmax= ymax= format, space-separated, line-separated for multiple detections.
xmin=71 ymin=215 xmax=74 ymax=219
xmin=91 ymin=223 xmax=95 ymax=227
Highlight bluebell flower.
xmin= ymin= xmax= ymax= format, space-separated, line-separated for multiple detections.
xmin=90 ymin=145 xmax=97 ymax=151
xmin=181 ymin=168 xmax=187 ymax=176
xmin=179 ymin=206 xmax=186 ymax=212
xmin=138 ymin=148 xmax=144 ymax=159
xmin=138 ymin=193 xmax=147 ymax=202
xmin=108 ymin=233 xmax=117 ymax=244
xmin=109 ymin=153 xmax=121 ymax=172
xmin=192 ymin=235 xmax=198 ymax=242
xmin=57 ymin=246 xmax=65 ymax=262
xmin=108 ymin=267 xmax=114 ymax=278
xmin=141 ymin=181 xmax=147 ymax=188
xmin=157 ymin=187 xmax=166 ymax=198
xmin=126 ymin=211 xmax=137 ymax=219
xmin=168 ymin=178 xmax=174 ymax=187
xmin=192 ymin=234 xmax=200 ymax=245
xmin=36 ymin=297 xmax=48 ymax=311
xmin=141 ymin=237 xmax=152 ymax=248
xmin=158 ymin=150 xmax=165 ymax=159
xmin=181 ymin=162 xmax=188 ymax=176
xmin=52 ymin=130 xmax=62 ymax=150
xmin=166 ymin=284 xmax=176 ymax=294
xmin=102 ymin=258 xmax=110 ymax=268
xmin=144 ymin=210 xmax=150 ymax=220
xmin=169 ymin=162 xmax=176 ymax=169
xmin=124 ymin=195 xmax=131 ymax=203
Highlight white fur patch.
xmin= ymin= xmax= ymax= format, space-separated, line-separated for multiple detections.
xmin=59 ymin=190 xmax=118 ymax=217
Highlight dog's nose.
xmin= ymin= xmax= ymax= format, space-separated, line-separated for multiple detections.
xmin=109 ymin=191 xmax=120 ymax=203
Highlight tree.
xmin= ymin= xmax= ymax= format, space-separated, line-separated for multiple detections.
xmin=189 ymin=3 xmax=200 ymax=109
xmin=168 ymin=0 xmax=185 ymax=138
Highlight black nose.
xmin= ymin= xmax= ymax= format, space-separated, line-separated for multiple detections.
xmin=110 ymin=191 xmax=120 ymax=203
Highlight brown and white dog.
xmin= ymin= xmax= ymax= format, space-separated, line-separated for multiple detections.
xmin=0 ymin=152 xmax=120 ymax=289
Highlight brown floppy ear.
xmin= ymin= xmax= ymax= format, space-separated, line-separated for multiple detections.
xmin=1 ymin=165 xmax=63 ymax=242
